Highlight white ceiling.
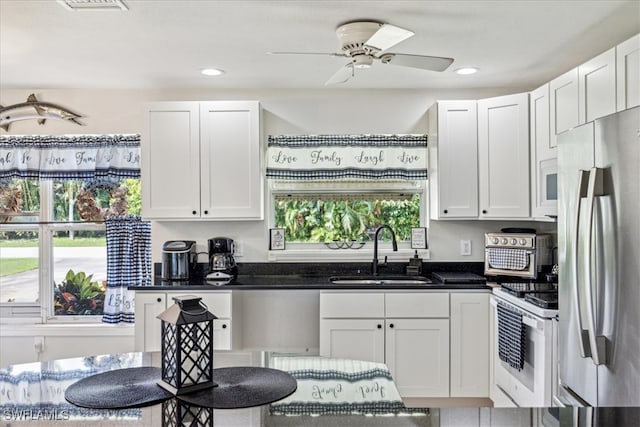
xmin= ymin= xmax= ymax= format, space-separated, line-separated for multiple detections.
xmin=1 ymin=0 xmax=639 ymax=91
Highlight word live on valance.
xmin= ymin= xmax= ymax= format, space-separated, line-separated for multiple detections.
xmin=266 ymin=134 xmax=427 ymax=180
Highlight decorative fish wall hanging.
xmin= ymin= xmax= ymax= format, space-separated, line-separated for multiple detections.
xmin=0 ymin=94 xmax=84 ymax=131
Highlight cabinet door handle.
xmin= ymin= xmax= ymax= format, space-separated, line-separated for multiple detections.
xmin=482 ymin=209 xmax=487 ymax=214
xmin=222 ymin=323 xmax=228 ymax=329
xmin=377 ymin=324 xmax=382 ymax=329
xmin=389 ymin=323 xmax=394 ymax=329
xmin=443 ymin=209 xmax=448 ymax=214
xmin=192 ymin=210 xmax=197 ymax=215
xmin=156 ymin=298 xmax=162 ymax=303
xmin=204 ymin=210 xmax=209 ymax=215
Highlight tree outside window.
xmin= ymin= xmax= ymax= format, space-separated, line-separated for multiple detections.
xmin=274 ymin=193 xmax=421 ymax=244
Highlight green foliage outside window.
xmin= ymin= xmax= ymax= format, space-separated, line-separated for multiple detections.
xmin=54 ymin=269 xmax=105 ymax=316
xmin=274 ymin=194 xmax=420 ymax=243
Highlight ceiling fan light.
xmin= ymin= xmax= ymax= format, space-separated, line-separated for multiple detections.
xmin=351 ymin=54 xmax=373 ymax=69
xmin=201 ymin=68 xmax=225 ymax=76
xmin=455 ymin=67 xmax=479 ymax=75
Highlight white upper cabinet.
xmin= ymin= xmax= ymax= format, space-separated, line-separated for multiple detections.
xmin=142 ymin=101 xmax=263 ymax=220
xmin=578 ymin=47 xmax=616 ymax=124
xmin=616 ymin=33 xmax=640 ymax=111
xmin=428 ymin=101 xmax=479 ymax=219
xmin=478 ymin=93 xmax=530 ymax=218
xmin=530 ymin=83 xmax=557 ymax=219
xmin=142 ymin=102 xmax=201 ymax=219
xmin=199 ymin=101 xmax=262 ymax=220
xmin=549 ymin=68 xmax=579 ymax=147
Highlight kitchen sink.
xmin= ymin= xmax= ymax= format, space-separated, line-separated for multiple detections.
xmin=328 ymin=275 xmax=432 ymax=285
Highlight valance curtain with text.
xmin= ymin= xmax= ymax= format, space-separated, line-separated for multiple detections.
xmin=266 ymin=134 xmax=427 ymax=180
xmin=0 ymin=134 xmax=140 ymax=180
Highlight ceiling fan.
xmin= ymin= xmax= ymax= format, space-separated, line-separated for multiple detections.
xmin=269 ymin=20 xmax=454 ymax=85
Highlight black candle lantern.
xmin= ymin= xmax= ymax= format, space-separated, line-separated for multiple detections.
xmin=162 ymin=397 xmax=213 ymax=427
xmin=157 ymin=295 xmax=218 ymax=395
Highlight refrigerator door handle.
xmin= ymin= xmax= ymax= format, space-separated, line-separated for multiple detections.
xmin=573 ymin=169 xmax=592 ymax=358
xmin=584 ymin=167 xmax=608 ymax=365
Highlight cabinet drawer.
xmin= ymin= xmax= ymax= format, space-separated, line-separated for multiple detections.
xmin=320 ymin=293 xmax=385 ymax=318
xmin=385 ymin=293 xmax=449 ymax=318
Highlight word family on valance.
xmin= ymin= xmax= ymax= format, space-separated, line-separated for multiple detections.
xmin=266 ymin=134 xmax=427 ymax=180
xmin=0 ymin=134 xmax=141 ymax=180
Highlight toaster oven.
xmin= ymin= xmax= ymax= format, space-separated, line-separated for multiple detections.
xmin=484 ymin=232 xmax=553 ymax=279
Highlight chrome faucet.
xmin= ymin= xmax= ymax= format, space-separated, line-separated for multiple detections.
xmin=372 ymin=225 xmax=398 ymax=275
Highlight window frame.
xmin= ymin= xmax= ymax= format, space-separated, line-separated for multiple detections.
xmin=267 ymin=180 xmax=430 ymax=262
xmin=1 ymin=180 xmax=107 ymax=324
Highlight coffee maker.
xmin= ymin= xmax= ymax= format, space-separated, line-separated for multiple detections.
xmin=206 ymin=237 xmax=237 ymax=284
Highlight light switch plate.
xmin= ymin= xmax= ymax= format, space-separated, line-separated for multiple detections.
xmin=460 ymin=240 xmax=472 ymax=256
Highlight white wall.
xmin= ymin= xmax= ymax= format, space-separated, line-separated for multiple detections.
xmin=1 ymin=87 xmax=555 ymax=264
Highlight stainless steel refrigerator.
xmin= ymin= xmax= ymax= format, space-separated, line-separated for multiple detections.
xmin=557 ymin=106 xmax=640 ymax=407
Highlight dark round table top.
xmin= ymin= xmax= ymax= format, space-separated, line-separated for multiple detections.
xmin=65 ymin=366 xmax=297 ymax=410
xmin=179 ymin=366 xmax=297 ymax=409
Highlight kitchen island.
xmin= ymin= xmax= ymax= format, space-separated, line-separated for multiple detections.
xmin=0 ymin=351 xmax=434 ymax=426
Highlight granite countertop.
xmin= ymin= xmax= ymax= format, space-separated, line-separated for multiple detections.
xmin=130 ymin=262 xmax=491 ymax=291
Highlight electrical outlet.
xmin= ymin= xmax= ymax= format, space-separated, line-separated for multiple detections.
xmin=234 ymin=240 xmax=243 ymax=257
xmin=460 ymin=240 xmax=472 ymax=256
xmin=34 ymin=336 xmax=45 ymax=354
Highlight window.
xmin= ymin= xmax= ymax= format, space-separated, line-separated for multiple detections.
xmin=269 ymin=180 xmax=427 ymax=260
xmin=265 ymin=134 xmax=429 ymax=260
xmin=0 ymin=178 xmax=141 ymax=321
xmin=274 ymin=192 xmax=421 ymax=244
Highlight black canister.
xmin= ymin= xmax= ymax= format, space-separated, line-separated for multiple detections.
xmin=161 ymin=240 xmax=196 ymax=280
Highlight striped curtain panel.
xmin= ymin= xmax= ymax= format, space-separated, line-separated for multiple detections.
xmin=266 ymin=134 xmax=427 ymax=180
xmin=103 ymin=215 xmax=151 ymax=324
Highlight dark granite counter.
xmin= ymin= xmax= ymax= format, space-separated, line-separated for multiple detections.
xmin=130 ymin=262 xmax=490 ymax=291
xmin=131 ymin=274 xmax=490 ymax=291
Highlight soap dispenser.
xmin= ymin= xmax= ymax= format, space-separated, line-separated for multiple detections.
xmin=406 ymin=250 xmax=423 ymax=275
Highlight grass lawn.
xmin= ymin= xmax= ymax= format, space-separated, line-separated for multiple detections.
xmin=0 ymin=258 xmax=38 ymax=277
xmin=0 ymin=237 xmax=106 ymax=248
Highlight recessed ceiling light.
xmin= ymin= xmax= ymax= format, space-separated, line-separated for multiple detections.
xmin=57 ymin=0 xmax=128 ymax=11
xmin=455 ymin=67 xmax=479 ymax=75
xmin=201 ymin=68 xmax=225 ymax=76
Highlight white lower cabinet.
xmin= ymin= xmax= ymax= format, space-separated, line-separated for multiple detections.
xmin=450 ymin=293 xmax=489 ymax=397
xmin=320 ymin=318 xmax=385 ymax=363
xmin=134 ymin=291 xmax=236 ymax=352
xmin=320 ymin=291 xmax=490 ymax=398
xmin=386 ymin=318 xmax=450 ymax=397
xmin=321 ymin=291 xmax=489 ymax=399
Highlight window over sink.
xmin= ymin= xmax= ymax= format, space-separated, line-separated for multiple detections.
xmin=268 ymin=180 xmax=427 ymax=261
xmin=266 ymin=134 xmax=429 ymax=261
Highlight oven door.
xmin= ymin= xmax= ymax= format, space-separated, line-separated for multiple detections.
xmin=493 ymin=299 xmax=554 ymax=407
xmin=484 ymin=249 xmax=537 ymax=278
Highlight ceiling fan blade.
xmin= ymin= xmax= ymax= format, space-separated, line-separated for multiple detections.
xmin=381 ymin=53 xmax=454 ymax=72
xmin=267 ymin=51 xmax=347 ymax=58
xmin=365 ymin=24 xmax=414 ymax=52
xmin=325 ymin=63 xmax=354 ymax=86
